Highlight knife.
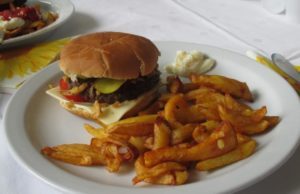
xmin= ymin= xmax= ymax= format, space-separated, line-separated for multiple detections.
xmin=271 ymin=53 xmax=300 ymax=82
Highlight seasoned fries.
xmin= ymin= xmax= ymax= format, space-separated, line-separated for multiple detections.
xmin=133 ymin=156 xmax=188 ymax=185
xmin=41 ymin=144 xmax=106 ymax=166
xmin=84 ymin=123 xmax=107 ymax=138
xmin=42 ymin=73 xmax=279 ymax=186
xmin=105 ymin=115 xmax=157 ymax=136
xmin=143 ymin=121 xmax=237 ymax=167
xmin=171 ymin=123 xmax=198 ymax=144
xmin=190 ymin=74 xmax=254 ymax=102
xmin=196 ymin=138 xmax=256 ymax=171
xmin=153 ymin=117 xmax=171 ymax=150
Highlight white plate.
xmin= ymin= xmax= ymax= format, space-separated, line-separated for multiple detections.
xmin=4 ymin=41 xmax=300 ymax=194
xmin=0 ymin=0 xmax=74 ymax=49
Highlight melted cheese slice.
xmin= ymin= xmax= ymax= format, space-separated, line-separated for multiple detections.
xmin=46 ymin=87 xmax=143 ymax=125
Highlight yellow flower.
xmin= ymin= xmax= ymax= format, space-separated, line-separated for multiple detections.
xmin=0 ymin=37 xmax=71 ymax=80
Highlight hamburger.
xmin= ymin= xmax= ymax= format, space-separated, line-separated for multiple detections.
xmin=46 ymin=32 xmax=161 ymax=125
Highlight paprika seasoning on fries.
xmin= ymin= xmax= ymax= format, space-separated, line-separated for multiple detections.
xmin=42 ymin=73 xmax=279 ymax=186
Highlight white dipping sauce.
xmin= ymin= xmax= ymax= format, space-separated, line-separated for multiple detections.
xmin=165 ymin=50 xmax=216 ymax=77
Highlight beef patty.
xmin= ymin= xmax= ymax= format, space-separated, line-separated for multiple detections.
xmin=67 ymin=69 xmax=160 ymax=104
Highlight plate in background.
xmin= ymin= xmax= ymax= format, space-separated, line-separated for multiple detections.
xmin=0 ymin=0 xmax=74 ymax=49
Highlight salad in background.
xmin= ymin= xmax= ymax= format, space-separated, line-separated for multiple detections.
xmin=0 ymin=0 xmax=58 ymax=43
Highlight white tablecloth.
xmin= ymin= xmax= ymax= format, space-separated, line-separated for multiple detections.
xmin=1 ymin=0 xmax=300 ymax=193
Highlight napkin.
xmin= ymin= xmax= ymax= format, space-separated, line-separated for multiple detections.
xmin=0 ymin=37 xmax=71 ymax=93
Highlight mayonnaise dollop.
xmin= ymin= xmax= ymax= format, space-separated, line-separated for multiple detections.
xmin=0 ymin=17 xmax=25 ymax=31
xmin=165 ymin=50 xmax=216 ymax=77
xmin=0 ymin=17 xmax=25 ymax=43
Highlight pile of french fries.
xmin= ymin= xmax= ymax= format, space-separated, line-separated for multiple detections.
xmin=41 ymin=74 xmax=279 ymax=185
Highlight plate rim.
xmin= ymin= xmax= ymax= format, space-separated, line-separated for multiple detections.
xmin=4 ymin=41 xmax=300 ymax=194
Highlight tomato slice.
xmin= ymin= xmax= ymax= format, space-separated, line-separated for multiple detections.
xmin=59 ymin=78 xmax=69 ymax=90
xmin=63 ymin=94 xmax=85 ymax=102
xmin=59 ymin=78 xmax=85 ymax=102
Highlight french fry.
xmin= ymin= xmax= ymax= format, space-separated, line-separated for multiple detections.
xmin=196 ymin=139 xmax=256 ymax=171
xmin=240 ymin=120 xmax=269 ymax=135
xmin=182 ymin=82 xmax=199 ymax=93
xmin=85 ymin=123 xmax=130 ymax=141
xmin=84 ymin=123 xmax=107 ymax=138
xmin=106 ymin=123 xmax=154 ymax=136
xmin=184 ymin=87 xmax=215 ymax=101
xmin=218 ymin=105 xmax=270 ymax=134
xmin=193 ymin=121 xmax=221 ymax=143
xmin=153 ymin=117 xmax=171 ymax=150
xmin=91 ymin=137 xmax=137 ymax=172
xmin=265 ymin=116 xmax=280 ymax=129
xmin=189 ymin=104 xmax=220 ymax=121
xmin=168 ymin=76 xmax=199 ymax=93
xmin=218 ymin=104 xmax=266 ymax=125
xmin=236 ymin=133 xmax=251 ymax=143
xmin=172 ymin=142 xmax=194 ymax=149
xmin=191 ymin=91 xmax=250 ymax=112
xmin=144 ymin=170 xmax=188 ymax=185
xmin=241 ymin=106 xmax=267 ymax=122
xmin=133 ymin=156 xmax=188 ymax=185
xmin=108 ymin=114 xmax=157 ymax=126
xmin=164 ymin=95 xmax=207 ymax=127
xmin=180 ymin=104 xmax=213 ymax=122
xmin=144 ymin=122 xmax=237 ymax=167
xmin=186 ymin=92 xmax=250 ymax=121
xmin=186 ymin=91 xmax=226 ymax=121
xmin=190 ymin=74 xmax=253 ymax=102
xmin=167 ymin=76 xmax=184 ymax=93
xmin=158 ymin=93 xmax=177 ymax=103
xmin=129 ymin=136 xmax=148 ymax=153
xmin=192 ymin=125 xmax=210 ymax=143
xmin=194 ymin=90 xmax=225 ymax=105
xmin=91 ymin=137 xmax=136 ymax=161
xmin=144 ymin=136 xmax=154 ymax=150
xmin=201 ymin=120 xmax=220 ymax=131
xmin=172 ymin=123 xmax=198 ymax=145
xmin=188 ymin=121 xmax=237 ymax=159
xmin=105 ymin=115 xmax=157 ymax=136
xmin=100 ymin=143 xmax=122 ymax=172
xmin=224 ymin=94 xmax=251 ymax=111
xmin=164 ymin=94 xmax=185 ymax=128
xmin=41 ymin=144 xmax=106 ymax=166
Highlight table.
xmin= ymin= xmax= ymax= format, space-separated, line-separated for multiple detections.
xmin=1 ymin=0 xmax=299 ymax=193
